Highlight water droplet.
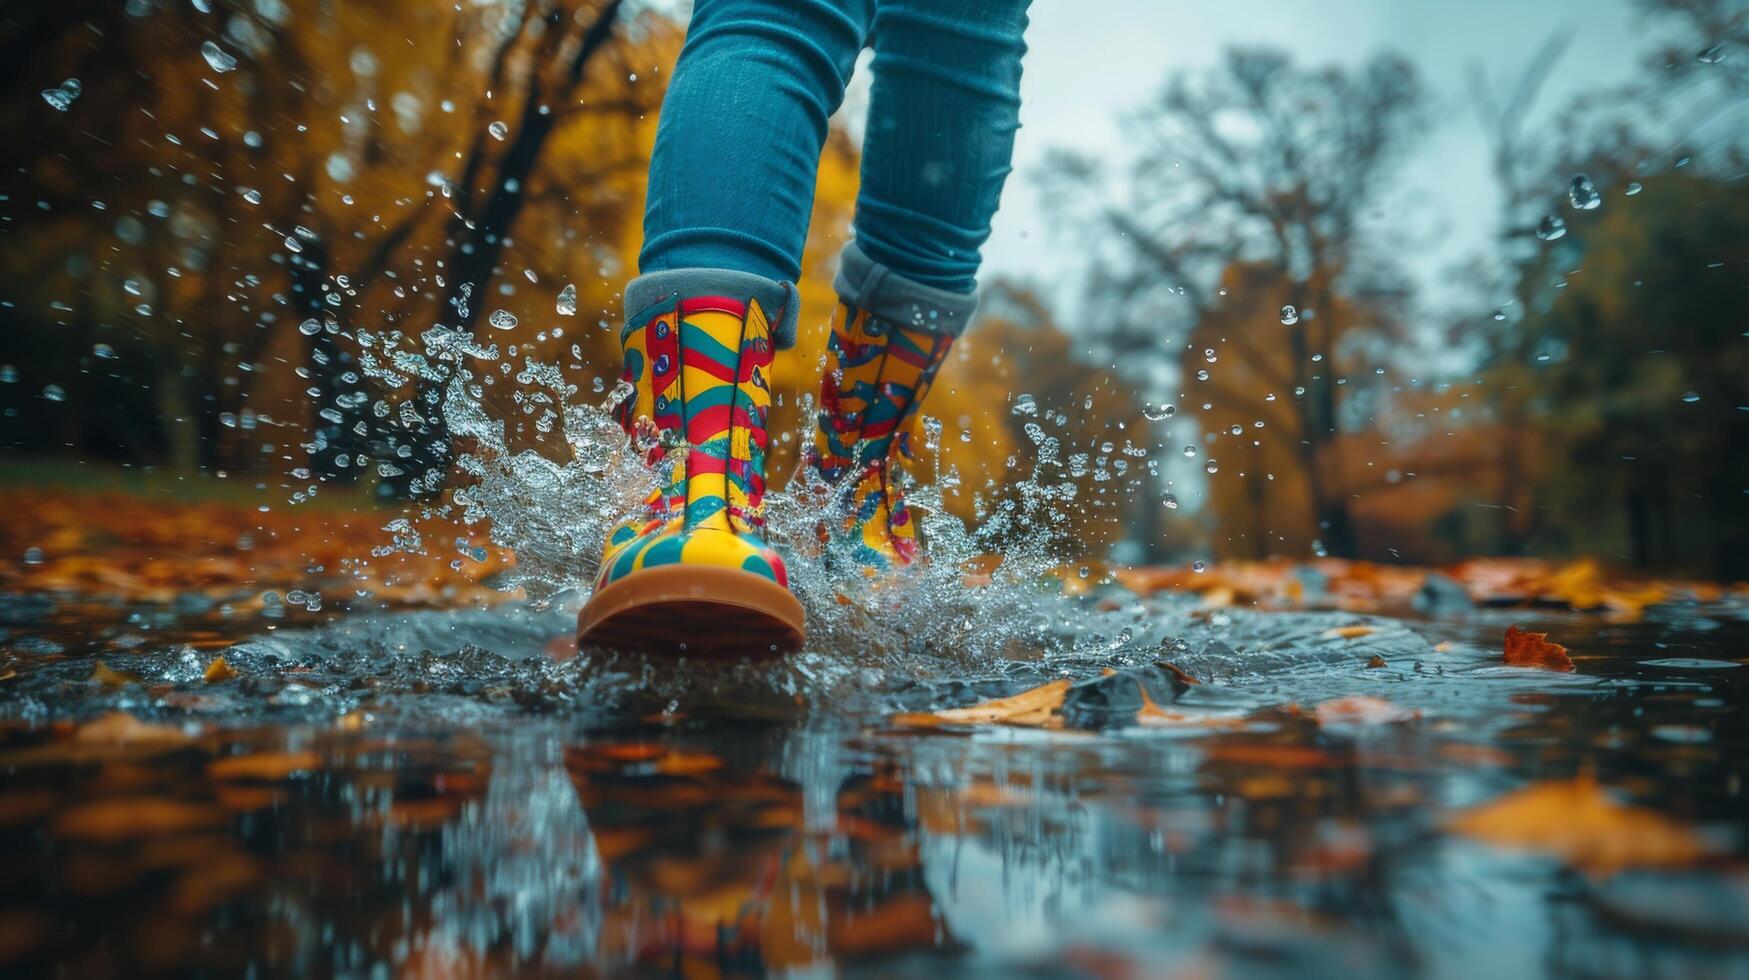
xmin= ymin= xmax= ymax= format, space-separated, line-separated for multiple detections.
xmin=1203 ymin=348 xmax=1217 ymax=363
xmin=1682 ymin=390 xmax=1701 ymax=403
xmin=1228 ymin=424 xmax=1242 ymax=436
xmin=555 ymin=284 xmax=577 ymax=316
xmin=1625 ymin=181 xmax=1643 ymax=196
xmin=1182 ymin=445 xmax=1197 ymax=458
xmin=1535 ymin=214 xmax=1567 ymax=241
xmin=1568 ymin=174 xmax=1600 ymax=211
xmin=92 ymin=343 xmax=115 ymax=360
xmin=1279 ymin=304 xmax=1299 ymax=325
xmin=1698 ymin=43 xmax=1728 ymax=64
xmin=1012 ymin=393 xmax=1038 ymax=416
xmin=42 ymin=384 xmax=66 ymax=402
xmin=488 ymin=120 xmax=509 ymax=141
xmin=487 ymin=309 xmax=518 ymax=330
xmin=41 ymin=78 xmax=80 ymax=111
xmin=1204 ymin=458 xmax=1219 ymax=474
xmin=1191 ymin=560 xmax=1206 ymax=573
xmin=1161 ymin=493 xmax=1179 ymax=510
xmin=0 ymin=365 xmax=15 ymax=383
xmin=1144 ymin=402 xmax=1177 ymax=421
xmin=23 ymin=547 xmax=44 ymax=565
xmin=201 ymin=41 xmax=238 ymax=73
xmin=298 ymin=318 xmax=322 ymax=336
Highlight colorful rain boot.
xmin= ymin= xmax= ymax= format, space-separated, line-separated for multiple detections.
xmin=578 ymin=275 xmax=805 ymax=657
xmin=809 ymin=244 xmax=977 ymax=570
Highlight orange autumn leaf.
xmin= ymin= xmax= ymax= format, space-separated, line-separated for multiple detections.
xmin=1447 ymin=774 xmax=1708 ymax=875
xmin=1502 ymin=625 xmax=1574 ymax=672
xmin=1322 ymin=625 xmax=1375 ymax=639
xmin=203 ymin=656 xmax=238 ymax=683
xmin=1135 ymin=679 xmax=1241 ymax=729
xmin=89 ymin=662 xmax=141 ymax=688
xmin=892 ymin=678 xmax=1070 ymax=729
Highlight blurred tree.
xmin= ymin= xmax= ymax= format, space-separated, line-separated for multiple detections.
xmin=0 ymin=0 xmax=668 ymax=487
xmin=1039 ymin=48 xmax=1427 ymax=558
xmin=1511 ymin=174 xmax=1748 ymax=577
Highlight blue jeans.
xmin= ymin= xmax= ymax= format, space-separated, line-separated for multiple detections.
xmin=633 ymin=0 xmax=1031 ymax=345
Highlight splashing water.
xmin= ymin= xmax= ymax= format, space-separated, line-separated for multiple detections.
xmin=353 ymin=328 xmax=1127 ymax=691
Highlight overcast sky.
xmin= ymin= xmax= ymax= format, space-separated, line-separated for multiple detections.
xmin=971 ymin=0 xmax=1652 ymax=316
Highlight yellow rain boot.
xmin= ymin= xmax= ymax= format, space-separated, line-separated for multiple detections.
xmin=578 ymin=289 xmax=805 ymax=657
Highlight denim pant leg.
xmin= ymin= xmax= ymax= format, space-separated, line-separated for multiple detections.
xmin=852 ymin=0 xmax=1032 ymax=298
xmin=639 ymin=0 xmax=874 ymax=288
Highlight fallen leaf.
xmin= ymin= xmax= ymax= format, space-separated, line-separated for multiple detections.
xmin=893 ymin=678 xmax=1070 ymax=729
xmin=1158 ymin=660 xmax=1200 ymax=686
xmin=89 ymin=662 xmax=141 ymax=687
xmin=1323 ymin=625 xmax=1375 ymax=639
xmin=1313 ymin=695 xmax=1419 ymax=727
xmin=1134 ymin=679 xmax=1240 ymax=729
xmin=1447 ymin=774 xmax=1707 ymax=875
xmin=1503 ymin=625 xmax=1574 ymax=671
xmin=202 ymin=656 xmax=237 ymax=683
xmin=1366 ymin=655 xmax=1386 ymax=668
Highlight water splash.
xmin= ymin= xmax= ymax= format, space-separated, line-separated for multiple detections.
xmin=356 ymin=328 xmax=1132 ymax=674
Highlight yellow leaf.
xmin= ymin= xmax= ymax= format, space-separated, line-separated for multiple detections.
xmin=893 ymin=678 xmax=1070 ymax=729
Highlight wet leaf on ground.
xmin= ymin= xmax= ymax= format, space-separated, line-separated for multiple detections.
xmin=1503 ymin=625 xmax=1574 ymax=671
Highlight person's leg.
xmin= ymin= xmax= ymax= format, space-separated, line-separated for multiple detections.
xmin=635 ymin=0 xmax=875 ymax=349
xmin=811 ymin=0 xmax=1032 ymax=569
xmin=850 ymin=0 xmax=1031 ymax=301
xmin=582 ymin=0 xmax=875 ymax=654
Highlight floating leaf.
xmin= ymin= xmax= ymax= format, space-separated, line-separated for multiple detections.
xmin=893 ymin=678 xmax=1070 ymax=729
xmin=202 ymin=656 xmax=237 ymax=683
xmin=1323 ymin=625 xmax=1375 ymax=639
xmin=1503 ymin=625 xmax=1574 ymax=671
xmin=89 ymin=662 xmax=141 ymax=687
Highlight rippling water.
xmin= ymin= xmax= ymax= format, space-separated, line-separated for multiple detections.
xmin=3 ymin=584 xmax=1746 ymax=977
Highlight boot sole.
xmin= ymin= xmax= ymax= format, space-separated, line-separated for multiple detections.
xmin=576 ymin=564 xmax=806 ymax=658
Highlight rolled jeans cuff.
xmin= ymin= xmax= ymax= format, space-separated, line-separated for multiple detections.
xmin=833 ymin=242 xmax=978 ymax=337
xmin=623 ymin=268 xmax=802 ymax=349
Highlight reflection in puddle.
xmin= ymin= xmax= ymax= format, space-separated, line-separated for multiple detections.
xmin=4 ymin=603 xmax=1746 ymax=975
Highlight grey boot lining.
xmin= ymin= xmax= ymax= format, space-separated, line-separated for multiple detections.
xmin=832 ymin=241 xmax=979 ymax=337
xmin=623 ymin=268 xmax=801 ymax=349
